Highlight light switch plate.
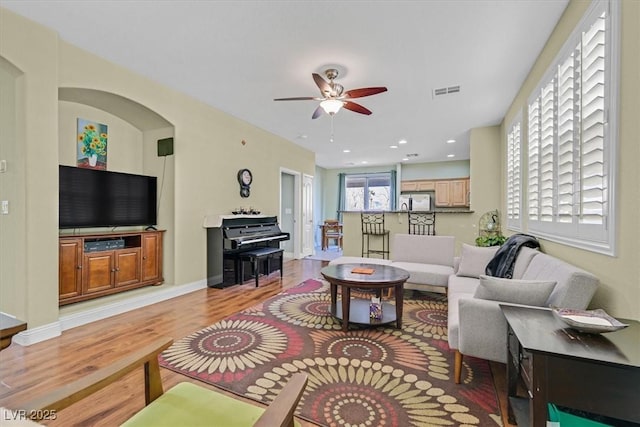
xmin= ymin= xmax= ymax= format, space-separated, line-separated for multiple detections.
xmin=1 ymin=200 xmax=8 ymax=215
xmin=0 ymin=160 xmax=6 ymax=173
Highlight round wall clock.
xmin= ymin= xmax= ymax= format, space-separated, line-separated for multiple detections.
xmin=238 ymin=168 xmax=252 ymax=198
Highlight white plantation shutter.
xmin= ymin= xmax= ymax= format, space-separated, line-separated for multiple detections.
xmin=580 ymin=12 xmax=606 ymax=225
xmin=539 ymin=80 xmax=555 ymax=222
xmin=506 ymin=118 xmax=521 ymax=230
xmin=527 ymin=99 xmax=540 ymax=221
xmin=557 ymin=52 xmax=576 ymax=223
xmin=524 ymin=0 xmax=617 ymax=255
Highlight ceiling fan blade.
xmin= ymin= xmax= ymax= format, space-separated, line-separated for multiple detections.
xmin=343 ymin=87 xmax=388 ymax=99
xmin=274 ymin=97 xmax=317 ymax=101
xmin=311 ymin=105 xmax=324 ymax=119
xmin=343 ymin=101 xmax=372 ymax=115
xmin=312 ymin=73 xmax=332 ymax=96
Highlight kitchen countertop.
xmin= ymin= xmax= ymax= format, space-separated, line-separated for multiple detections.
xmin=340 ymin=210 xmax=474 ymax=214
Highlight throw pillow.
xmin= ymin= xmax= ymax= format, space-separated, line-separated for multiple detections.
xmin=473 ymin=275 xmax=557 ymax=306
xmin=456 ymin=244 xmax=499 ymax=278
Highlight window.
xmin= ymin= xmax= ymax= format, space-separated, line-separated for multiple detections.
xmin=506 ymin=114 xmax=522 ymax=231
xmin=344 ymin=173 xmax=392 ymax=211
xmin=524 ymin=0 xmax=618 ymax=255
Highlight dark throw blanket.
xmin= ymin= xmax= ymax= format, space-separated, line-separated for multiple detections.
xmin=485 ymin=233 xmax=540 ymax=279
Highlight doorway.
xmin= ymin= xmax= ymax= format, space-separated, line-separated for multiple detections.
xmin=280 ymin=168 xmax=301 ymax=259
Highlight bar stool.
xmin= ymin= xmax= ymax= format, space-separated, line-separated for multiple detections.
xmin=408 ymin=212 xmax=436 ymax=235
xmin=361 ymin=212 xmax=390 ymax=259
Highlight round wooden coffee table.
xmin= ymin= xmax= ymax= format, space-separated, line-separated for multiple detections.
xmin=321 ymin=263 xmax=410 ymax=332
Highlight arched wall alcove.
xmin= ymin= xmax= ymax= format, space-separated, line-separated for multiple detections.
xmin=58 ymin=87 xmax=176 ymax=287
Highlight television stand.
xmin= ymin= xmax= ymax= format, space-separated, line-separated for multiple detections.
xmin=58 ymin=230 xmax=165 ymax=305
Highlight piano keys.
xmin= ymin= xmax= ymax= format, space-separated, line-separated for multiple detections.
xmin=206 ymin=215 xmax=290 ymax=288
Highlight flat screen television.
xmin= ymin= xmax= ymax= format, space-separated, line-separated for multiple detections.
xmin=59 ymin=165 xmax=157 ymax=229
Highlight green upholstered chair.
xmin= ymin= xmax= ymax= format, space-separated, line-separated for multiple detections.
xmin=17 ymin=338 xmax=308 ymax=427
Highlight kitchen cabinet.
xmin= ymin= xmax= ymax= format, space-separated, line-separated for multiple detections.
xmin=434 ymin=178 xmax=469 ymax=207
xmin=400 ymin=180 xmax=436 ymax=192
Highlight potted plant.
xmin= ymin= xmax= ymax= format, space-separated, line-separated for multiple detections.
xmin=475 ymin=234 xmax=506 ymax=247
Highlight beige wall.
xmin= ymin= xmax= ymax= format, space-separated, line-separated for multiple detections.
xmin=0 ymin=9 xmax=59 ymax=326
xmin=0 ymin=8 xmax=315 ymax=330
xmin=0 ymin=59 xmax=22 ymax=316
xmin=501 ymin=0 xmax=640 ymax=319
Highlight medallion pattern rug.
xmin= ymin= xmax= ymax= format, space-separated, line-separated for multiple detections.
xmin=159 ymin=279 xmax=502 ymax=426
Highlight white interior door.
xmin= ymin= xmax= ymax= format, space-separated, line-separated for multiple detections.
xmin=302 ymin=174 xmax=314 ymax=256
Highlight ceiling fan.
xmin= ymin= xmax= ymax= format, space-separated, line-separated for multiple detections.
xmin=274 ymin=68 xmax=387 ymax=119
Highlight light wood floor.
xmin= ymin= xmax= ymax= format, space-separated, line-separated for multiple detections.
xmin=0 ymin=258 xmax=514 ymax=426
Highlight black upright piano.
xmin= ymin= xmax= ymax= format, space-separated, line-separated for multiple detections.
xmin=206 ymin=216 xmax=290 ymax=288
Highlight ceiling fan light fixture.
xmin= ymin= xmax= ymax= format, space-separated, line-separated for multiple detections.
xmin=320 ymin=99 xmax=343 ymax=115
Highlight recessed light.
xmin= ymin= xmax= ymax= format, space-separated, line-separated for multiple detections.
xmin=447 ymin=139 xmax=456 ymax=144
xmin=402 ymin=158 xmax=409 ymax=161
xmin=343 ymin=149 xmax=351 ymax=153
xmin=447 ymin=154 xmax=455 ymax=158
xmin=390 ymin=145 xmax=398 ymax=149
xmin=398 ymin=139 xmax=408 ymax=144
xmin=361 ymin=161 xmax=368 ymax=164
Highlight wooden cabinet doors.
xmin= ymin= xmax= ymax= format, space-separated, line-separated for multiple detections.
xmin=450 ymin=180 xmax=468 ymax=206
xmin=83 ymin=252 xmax=115 ymax=294
xmin=434 ymin=181 xmax=452 ymax=206
xmin=59 ymin=238 xmax=83 ymax=300
xmin=114 ymin=249 xmax=141 ymax=287
xmin=434 ymin=179 xmax=469 ymax=207
xmin=141 ymin=232 xmax=161 ymax=282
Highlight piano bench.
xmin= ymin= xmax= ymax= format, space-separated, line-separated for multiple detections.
xmin=239 ymin=248 xmax=284 ymax=287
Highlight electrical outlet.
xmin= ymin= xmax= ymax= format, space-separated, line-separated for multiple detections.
xmin=1 ymin=200 xmax=8 ymax=215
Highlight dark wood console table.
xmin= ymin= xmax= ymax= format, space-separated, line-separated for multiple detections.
xmin=501 ymin=305 xmax=640 ymax=426
xmin=0 ymin=313 xmax=27 ymax=351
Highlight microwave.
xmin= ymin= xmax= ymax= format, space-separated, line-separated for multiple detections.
xmin=399 ymin=194 xmax=431 ymax=211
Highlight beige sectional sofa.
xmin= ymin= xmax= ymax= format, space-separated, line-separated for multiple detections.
xmin=448 ymin=244 xmax=599 ymax=383
xmin=329 ymin=234 xmax=456 ymax=292
xmin=328 ymin=233 xmax=600 ymax=385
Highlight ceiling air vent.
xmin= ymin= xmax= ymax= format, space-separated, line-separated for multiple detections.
xmin=406 ymin=153 xmax=419 ymax=158
xmin=432 ymin=85 xmax=461 ymax=98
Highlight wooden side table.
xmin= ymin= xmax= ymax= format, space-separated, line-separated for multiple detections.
xmin=501 ymin=305 xmax=640 ymax=426
xmin=0 ymin=313 xmax=27 ymax=351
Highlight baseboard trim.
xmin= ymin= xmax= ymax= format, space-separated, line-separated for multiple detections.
xmin=13 ymin=321 xmax=62 ymax=347
xmin=13 ymin=280 xmax=207 ymax=346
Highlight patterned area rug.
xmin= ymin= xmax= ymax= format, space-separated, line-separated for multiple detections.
xmin=159 ymin=279 xmax=502 ymax=426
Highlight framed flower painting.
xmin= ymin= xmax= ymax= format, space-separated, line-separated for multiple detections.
xmin=77 ymin=118 xmax=108 ymax=170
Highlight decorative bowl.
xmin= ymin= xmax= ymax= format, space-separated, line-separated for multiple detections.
xmin=552 ymin=307 xmax=628 ymax=334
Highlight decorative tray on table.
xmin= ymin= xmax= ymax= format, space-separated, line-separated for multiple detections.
xmin=552 ymin=307 xmax=629 ymax=334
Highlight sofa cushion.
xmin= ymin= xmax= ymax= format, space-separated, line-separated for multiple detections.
xmin=448 ymin=274 xmax=480 ymax=296
xmin=391 ymin=262 xmax=453 ymax=287
xmin=511 ymin=246 xmax=540 ymax=279
xmin=392 ymin=234 xmax=455 ymax=266
xmin=473 ymin=275 xmax=556 ymax=306
xmin=521 ymin=253 xmax=598 ymax=309
xmin=456 ymin=244 xmax=499 ymax=278
xmin=328 ymin=256 xmax=393 ymax=266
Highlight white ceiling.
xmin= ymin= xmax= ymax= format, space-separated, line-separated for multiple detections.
xmin=1 ymin=0 xmax=568 ymax=169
